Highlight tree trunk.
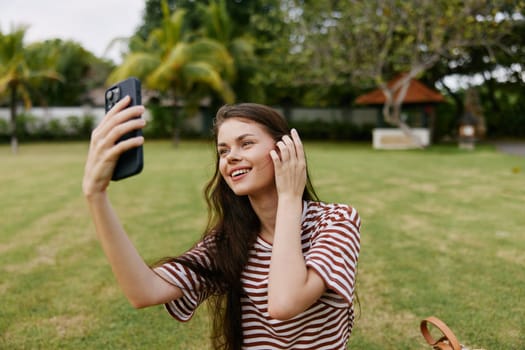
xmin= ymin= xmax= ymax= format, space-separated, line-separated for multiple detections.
xmin=172 ymin=107 xmax=180 ymax=148
xmin=9 ymin=85 xmax=18 ymax=154
xmin=381 ymin=76 xmax=425 ymax=149
xmin=172 ymin=127 xmax=180 ymax=147
xmin=398 ymin=120 xmax=425 ymax=149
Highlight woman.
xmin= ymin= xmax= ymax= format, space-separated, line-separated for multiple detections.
xmin=83 ymin=98 xmax=361 ymax=350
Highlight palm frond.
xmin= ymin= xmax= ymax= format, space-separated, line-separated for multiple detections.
xmin=0 ymin=75 xmax=14 ymax=96
xmin=146 ymin=43 xmax=188 ymax=90
xmin=187 ymin=39 xmax=235 ymax=79
xmin=181 ymin=62 xmax=235 ymax=103
xmin=18 ymin=85 xmax=32 ymax=109
xmin=106 ymin=52 xmax=160 ymax=86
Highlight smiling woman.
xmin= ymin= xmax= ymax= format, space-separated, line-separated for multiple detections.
xmin=217 ymin=118 xmax=277 ymax=197
xmin=82 ymin=102 xmax=361 ymax=350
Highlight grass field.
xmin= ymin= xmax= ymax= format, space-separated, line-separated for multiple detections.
xmin=1 ymin=140 xmax=524 ymax=349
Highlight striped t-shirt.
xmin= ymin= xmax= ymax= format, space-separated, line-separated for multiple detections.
xmin=154 ymin=200 xmax=361 ymax=349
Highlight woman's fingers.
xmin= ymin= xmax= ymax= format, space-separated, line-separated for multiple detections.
xmin=83 ymin=99 xmax=146 ymax=195
xmin=107 ymin=116 xmax=145 ymax=145
xmin=103 ymin=95 xmax=132 ymax=121
xmin=283 ymin=135 xmax=297 ymax=160
xmin=271 ymin=129 xmax=306 ymax=173
xmin=90 ymin=115 xmax=145 ymax=159
xmin=274 ymin=129 xmax=303 ymax=163
xmin=272 ymin=129 xmax=307 ymax=197
xmin=94 ymin=96 xmax=131 ymax=138
xmin=97 ymin=102 xmax=144 ymax=141
xmin=276 ymin=140 xmax=289 ymax=162
xmin=91 ymin=102 xmax=145 ymax=156
xmin=290 ymin=129 xmax=304 ymax=162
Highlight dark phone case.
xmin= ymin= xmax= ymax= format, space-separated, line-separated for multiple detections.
xmin=104 ymin=77 xmax=144 ymax=181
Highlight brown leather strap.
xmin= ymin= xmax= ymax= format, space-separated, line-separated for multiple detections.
xmin=420 ymin=316 xmax=462 ymax=350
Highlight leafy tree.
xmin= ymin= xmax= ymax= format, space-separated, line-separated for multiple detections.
xmin=427 ymin=5 xmax=525 ymax=137
xmin=29 ymin=39 xmax=114 ymax=106
xmin=136 ymin=0 xmax=281 ymax=40
xmin=135 ymin=0 xmax=177 ymax=41
xmin=286 ymin=0 xmax=523 ymax=144
xmin=197 ymin=0 xmax=264 ymax=102
xmin=250 ymin=1 xmax=301 ymax=106
xmin=109 ymin=0 xmax=235 ymax=144
xmin=0 ymin=25 xmax=62 ymax=153
xmin=135 ymin=0 xmax=282 ymax=104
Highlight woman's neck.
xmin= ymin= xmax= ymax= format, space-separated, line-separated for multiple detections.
xmin=249 ymin=191 xmax=278 ymax=243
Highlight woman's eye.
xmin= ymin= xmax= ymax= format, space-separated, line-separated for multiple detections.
xmin=242 ymin=141 xmax=254 ymax=147
xmin=218 ymin=149 xmax=229 ymax=156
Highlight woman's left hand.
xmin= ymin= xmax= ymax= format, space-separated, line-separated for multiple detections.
xmin=268 ymin=130 xmax=325 ymax=320
xmin=270 ymin=128 xmax=307 ymax=198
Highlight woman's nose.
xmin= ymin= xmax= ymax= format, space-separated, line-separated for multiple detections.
xmin=226 ymin=149 xmax=241 ymax=162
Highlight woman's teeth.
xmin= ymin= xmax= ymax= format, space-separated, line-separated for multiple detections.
xmin=232 ymin=169 xmax=250 ymax=177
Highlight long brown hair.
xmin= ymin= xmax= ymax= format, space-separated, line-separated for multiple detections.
xmin=162 ymin=103 xmax=318 ymax=350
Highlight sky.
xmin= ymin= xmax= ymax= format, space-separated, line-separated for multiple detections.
xmin=0 ymin=0 xmax=145 ymax=62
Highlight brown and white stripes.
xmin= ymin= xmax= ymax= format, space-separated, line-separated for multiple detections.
xmin=155 ymin=200 xmax=361 ymax=349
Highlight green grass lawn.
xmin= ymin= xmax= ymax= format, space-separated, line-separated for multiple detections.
xmin=1 ymin=140 xmax=524 ymax=349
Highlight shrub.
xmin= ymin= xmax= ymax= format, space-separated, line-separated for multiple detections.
xmin=289 ymin=119 xmax=374 ymax=141
xmin=0 ymin=113 xmax=96 ymax=142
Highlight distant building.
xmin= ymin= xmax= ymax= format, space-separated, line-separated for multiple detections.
xmin=355 ymin=76 xmax=446 ymax=148
xmin=355 ymin=75 xmax=445 ymax=129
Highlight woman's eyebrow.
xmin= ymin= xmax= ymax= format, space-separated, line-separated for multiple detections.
xmin=217 ymin=133 xmax=256 ymax=147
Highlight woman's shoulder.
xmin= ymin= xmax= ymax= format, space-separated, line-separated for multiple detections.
xmin=304 ymin=200 xmax=359 ymax=223
xmin=302 ymin=200 xmax=361 ymax=247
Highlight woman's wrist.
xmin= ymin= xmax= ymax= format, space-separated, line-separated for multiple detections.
xmin=83 ymin=187 xmax=108 ymax=203
xmin=277 ymin=191 xmax=302 ymax=203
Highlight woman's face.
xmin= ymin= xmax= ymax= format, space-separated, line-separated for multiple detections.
xmin=217 ymin=118 xmax=277 ymax=197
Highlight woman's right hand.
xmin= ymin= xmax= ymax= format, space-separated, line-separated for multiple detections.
xmin=82 ymin=96 xmax=145 ymax=197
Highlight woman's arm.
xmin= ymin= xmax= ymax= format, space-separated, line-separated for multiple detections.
xmin=83 ymin=97 xmax=182 ymax=308
xmin=268 ymin=196 xmax=326 ymax=320
xmin=268 ymin=129 xmax=326 ymax=320
xmin=86 ymin=193 xmax=183 ymax=308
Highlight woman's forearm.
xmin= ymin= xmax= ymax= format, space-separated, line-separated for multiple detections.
xmin=86 ymin=192 xmax=181 ymax=308
xmin=267 ymin=196 xmax=324 ymax=320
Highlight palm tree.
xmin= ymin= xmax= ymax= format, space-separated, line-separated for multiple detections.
xmin=108 ymin=0 xmax=235 ymax=145
xmin=0 ymin=25 xmax=62 ymax=153
xmin=198 ymin=0 xmax=263 ymax=102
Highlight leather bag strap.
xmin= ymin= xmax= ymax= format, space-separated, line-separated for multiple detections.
xmin=420 ymin=316 xmax=462 ymax=350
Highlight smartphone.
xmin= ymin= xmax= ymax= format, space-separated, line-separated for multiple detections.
xmin=104 ymin=77 xmax=144 ymax=181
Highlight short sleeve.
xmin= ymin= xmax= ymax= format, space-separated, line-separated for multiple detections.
xmin=305 ymin=204 xmax=361 ymax=306
xmin=153 ymin=240 xmax=214 ymax=322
